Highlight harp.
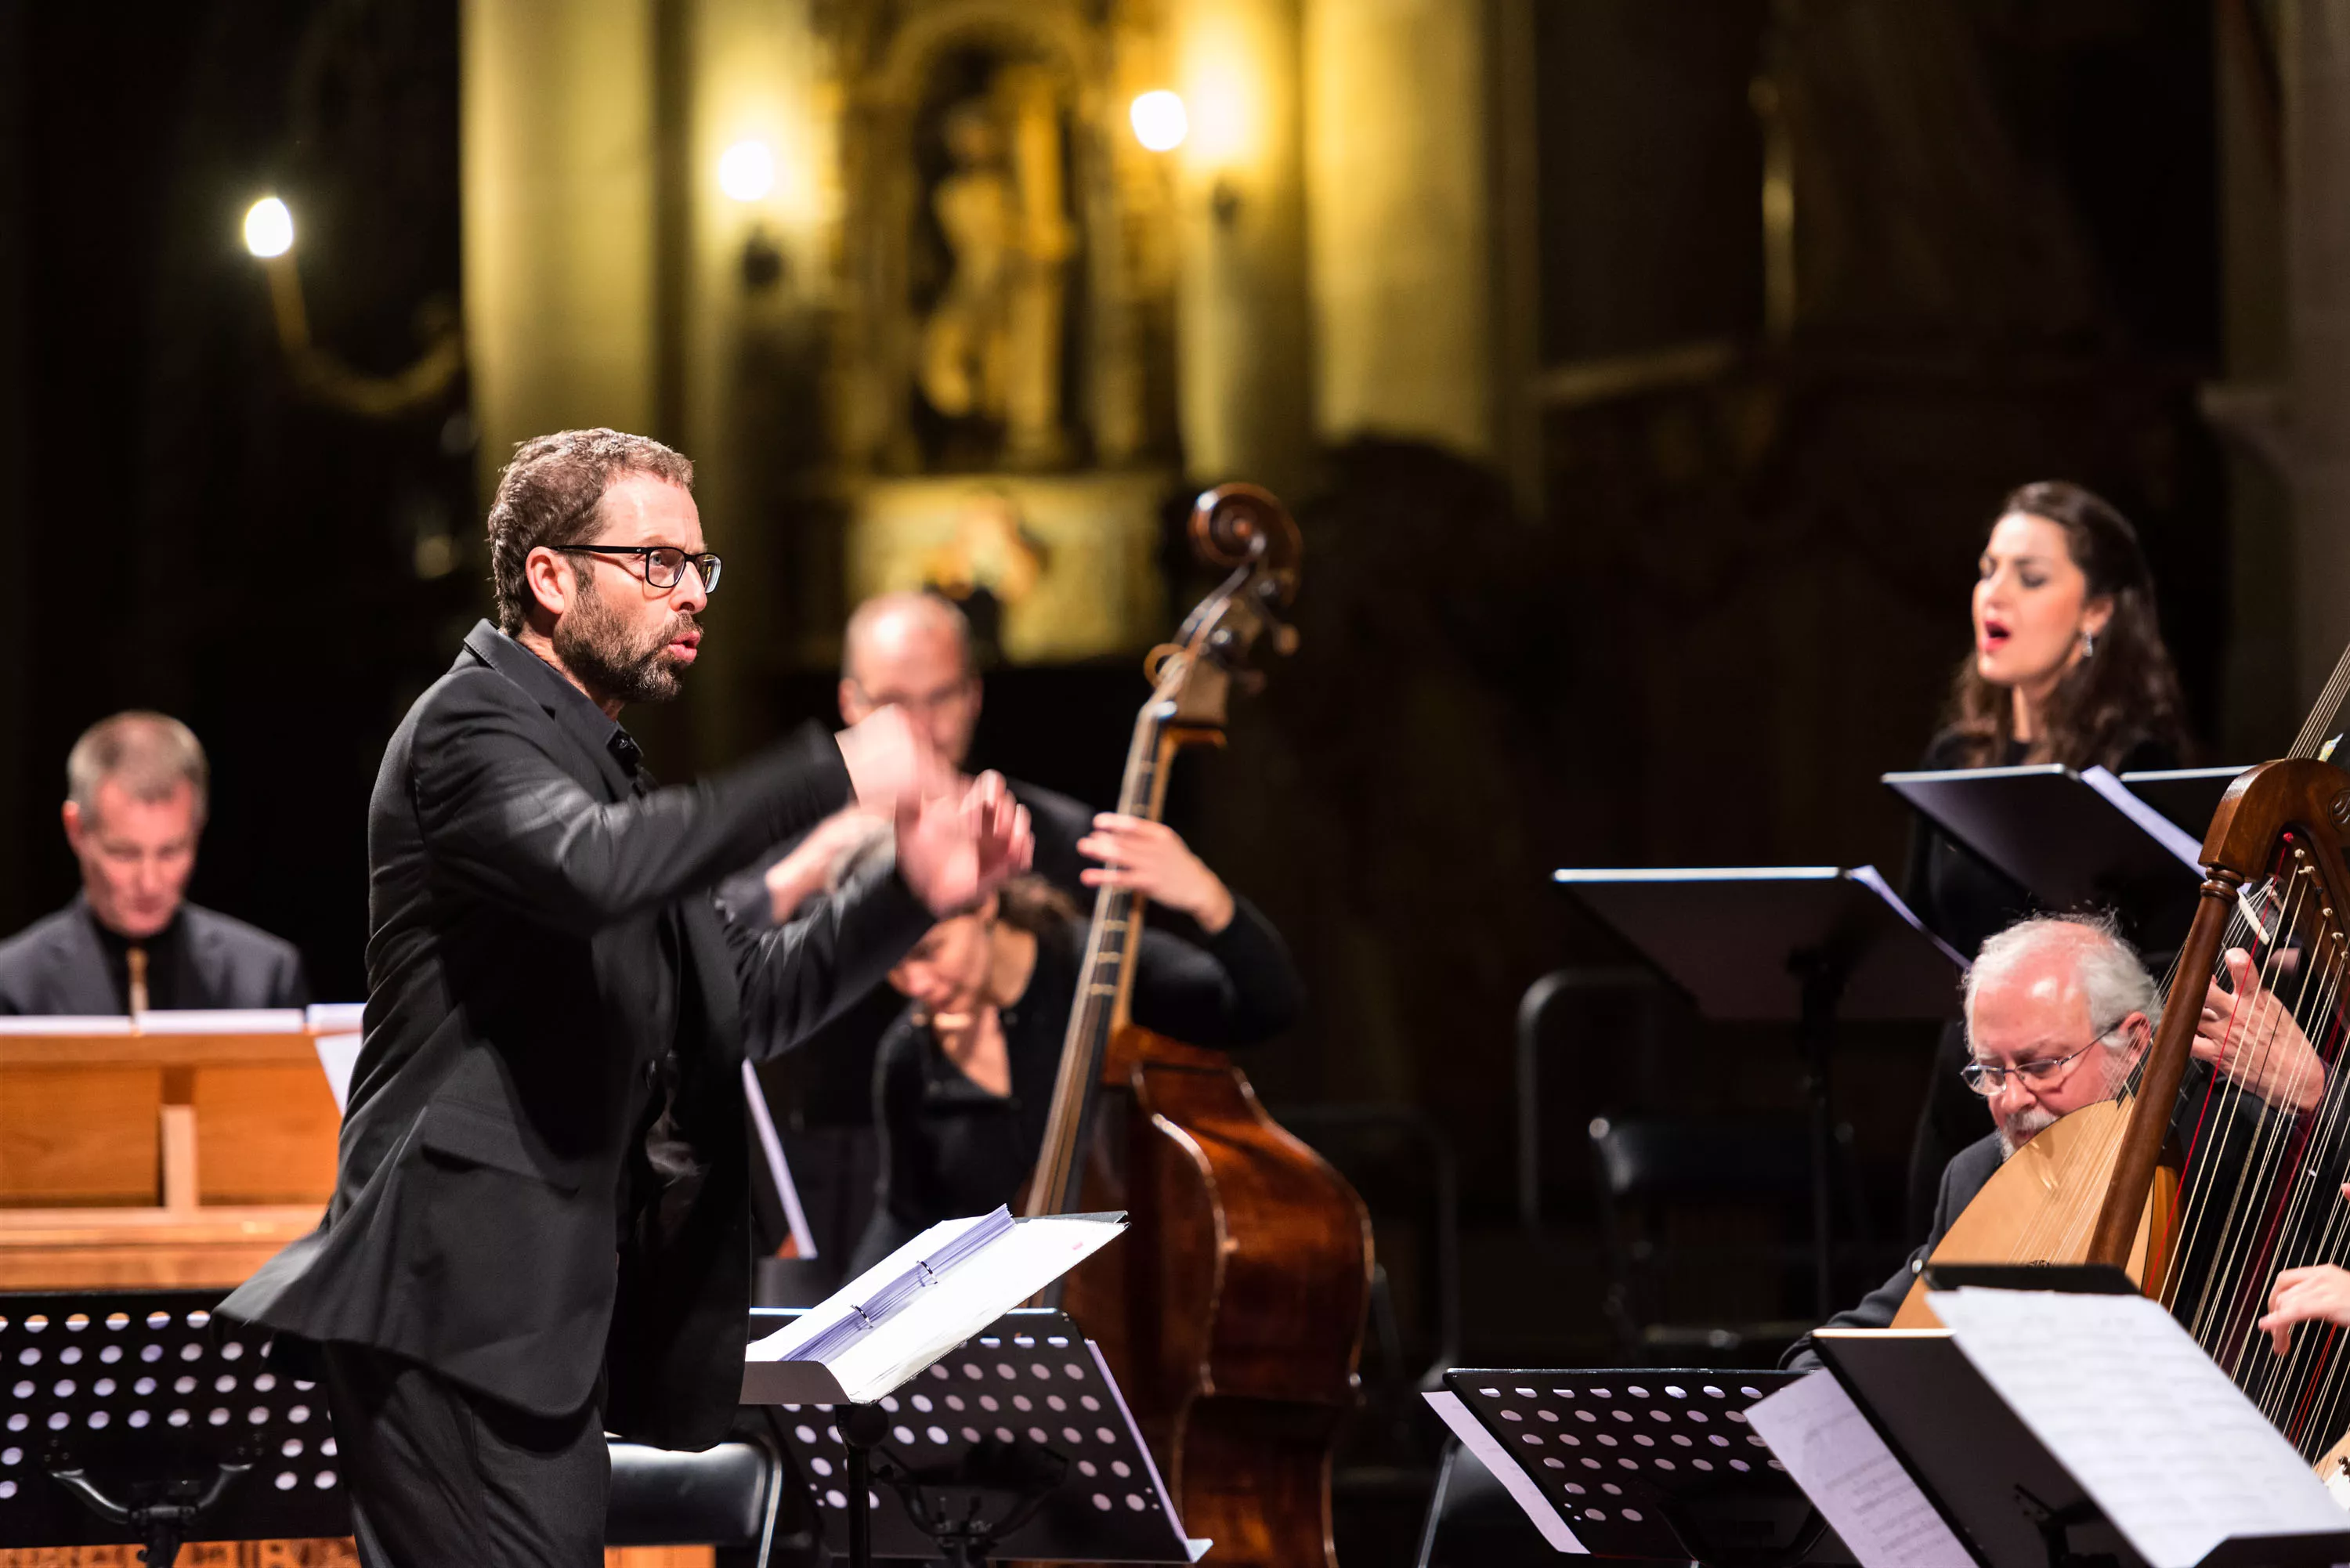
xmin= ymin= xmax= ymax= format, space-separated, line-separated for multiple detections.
xmin=1896 ymin=652 xmax=2350 ymax=1460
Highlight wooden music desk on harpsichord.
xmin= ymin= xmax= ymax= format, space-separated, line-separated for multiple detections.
xmin=0 ymin=1009 xmax=354 ymax=1292
xmin=0 ymin=1011 xmax=715 ymax=1568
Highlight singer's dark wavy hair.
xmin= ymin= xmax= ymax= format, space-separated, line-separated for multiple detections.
xmin=1940 ymin=481 xmax=2193 ymax=770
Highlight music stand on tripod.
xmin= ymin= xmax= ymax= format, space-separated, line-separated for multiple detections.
xmin=1426 ymin=1367 xmax=1848 ymax=1566
xmin=747 ymin=1306 xmax=1204 ymax=1566
xmin=1555 ymin=865 xmax=1966 ymax=1317
xmin=0 ymin=1288 xmax=349 ymax=1564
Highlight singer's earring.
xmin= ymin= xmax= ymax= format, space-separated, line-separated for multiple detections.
xmin=2081 ymin=627 xmax=2099 ymax=659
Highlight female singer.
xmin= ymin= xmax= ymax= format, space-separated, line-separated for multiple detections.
xmin=844 ymin=813 xmax=1302 ymax=1274
xmin=1904 ymin=479 xmax=2196 ymax=1232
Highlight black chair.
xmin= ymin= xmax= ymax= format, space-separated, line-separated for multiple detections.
xmin=1585 ymin=1111 xmax=1860 ymax=1363
xmin=1514 ymin=967 xmax=1881 ymax=1364
xmin=607 ymin=1436 xmax=794 ymax=1566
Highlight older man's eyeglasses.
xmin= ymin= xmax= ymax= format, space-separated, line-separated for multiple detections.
xmin=1959 ymin=1021 xmax=2125 ymax=1095
xmin=554 ymin=544 xmax=722 ymax=593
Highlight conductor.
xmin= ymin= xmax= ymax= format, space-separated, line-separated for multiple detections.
xmin=221 ymin=429 xmax=1031 ymax=1566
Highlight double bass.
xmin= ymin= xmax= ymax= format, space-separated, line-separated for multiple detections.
xmin=1899 ymin=643 xmax=2350 ymax=1459
xmin=1023 ymin=484 xmax=1374 ymax=1566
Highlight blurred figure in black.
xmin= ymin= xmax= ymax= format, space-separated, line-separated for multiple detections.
xmin=841 ymin=812 xmax=1301 ymax=1273
xmin=1901 ymin=480 xmax=2193 ymax=1234
xmin=718 ymin=591 xmax=1095 ymax=1276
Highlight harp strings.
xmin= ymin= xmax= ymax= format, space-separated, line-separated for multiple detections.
xmin=2167 ymin=873 xmax=2317 ymax=1343
xmin=2292 ymin=637 xmax=2350 ymax=762
xmin=2150 ymin=846 xmax=2350 ymax=1454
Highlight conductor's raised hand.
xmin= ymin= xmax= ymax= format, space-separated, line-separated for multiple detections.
xmin=1078 ymin=815 xmax=1235 ymax=934
xmin=835 ymin=705 xmax=952 ymax=815
xmin=2196 ymin=947 xmax=2327 ymax=1115
xmin=895 ymin=771 xmax=1033 ymax=916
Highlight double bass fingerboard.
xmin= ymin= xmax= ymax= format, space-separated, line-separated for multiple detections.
xmin=1025 ymin=681 xmax=1184 ymax=1221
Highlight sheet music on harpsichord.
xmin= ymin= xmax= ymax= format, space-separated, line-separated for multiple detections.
xmin=1928 ymin=1288 xmax=2349 ymax=1568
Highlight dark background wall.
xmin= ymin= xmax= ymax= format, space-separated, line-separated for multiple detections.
xmin=0 ymin=0 xmax=2236 ymax=1360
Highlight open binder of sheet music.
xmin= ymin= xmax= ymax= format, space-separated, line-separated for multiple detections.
xmin=1797 ymin=1291 xmax=2350 ymax=1568
xmin=1925 ymin=1289 xmax=2349 ymax=1568
xmin=742 ymin=1207 xmax=1126 ymax=1406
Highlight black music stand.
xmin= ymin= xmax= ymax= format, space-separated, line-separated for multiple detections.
xmin=1435 ymin=1369 xmax=1848 ymax=1566
xmin=1811 ymin=1328 xmax=2350 ymax=1568
xmin=747 ymin=1306 xmax=1201 ymax=1566
xmin=0 ymin=1289 xmax=349 ymax=1564
xmin=2121 ymin=766 xmax=2253 ymax=836
xmin=1555 ymin=865 xmax=1965 ymax=1316
xmin=1883 ymin=764 xmax=2205 ymax=916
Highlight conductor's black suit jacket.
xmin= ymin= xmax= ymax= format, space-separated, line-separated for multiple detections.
xmin=222 ymin=621 xmax=931 ymax=1449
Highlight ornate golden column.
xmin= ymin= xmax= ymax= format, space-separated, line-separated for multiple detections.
xmin=1302 ymin=0 xmax=1494 ymax=458
xmin=460 ymin=0 xmax=661 ymax=497
xmin=1170 ymin=0 xmax=1314 ymax=493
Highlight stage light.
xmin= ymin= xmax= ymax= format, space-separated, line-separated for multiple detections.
xmin=243 ymin=197 xmax=294 ymax=258
xmin=1130 ymin=91 xmax=1188 ymax=153
xmin=718 ymin=139 xmax=775 ymax=202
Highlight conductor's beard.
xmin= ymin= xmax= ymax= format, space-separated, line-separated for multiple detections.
xmin=557 ymin=575 xmax=700 ymax=706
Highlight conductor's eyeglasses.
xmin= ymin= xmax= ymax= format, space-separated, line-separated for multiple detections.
xmin=1960 ymin=1022 xmax=2122 ymax=1096
xmin=554 ymin=544 xmax=722 ymax=593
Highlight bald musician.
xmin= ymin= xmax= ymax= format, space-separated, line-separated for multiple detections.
xmin=716 ymin=591 xmax=1101 ymax=1269
xmin=718 ymin=591 xmax=1094 ymax=926
xmin=0 ymin=711 xmax=307 ymax=1014
xmin=1787 ymin=913 xmax=2319 ymax=1365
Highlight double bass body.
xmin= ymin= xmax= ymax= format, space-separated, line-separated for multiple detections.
xmin=1067 ymin=1028 xmax=1374 ymax=1568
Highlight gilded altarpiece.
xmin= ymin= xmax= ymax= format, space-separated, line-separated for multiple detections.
xmin=823 ymin=0 xmax=1178 ymax=663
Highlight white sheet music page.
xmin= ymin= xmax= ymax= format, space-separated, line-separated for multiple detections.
xmin=1927 ymin=1288 xmax=2348 ymax=1568
xmin=1420 ymin=1391 xmax=1585 ymax=1553
xmin=1744 ymin=1372 xmax=1971 ymax=1568
xmin=744 ymin=1212 xmax=1124 ymax=1404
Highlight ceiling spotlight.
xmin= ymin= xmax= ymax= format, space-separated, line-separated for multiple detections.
xmin=243 ymin=197 xmax=294 ymax=258
xmin=1130 ymin=91 xmax=1188 ymax=154
xmin=718 ymin=140 xmax=775 ymax=203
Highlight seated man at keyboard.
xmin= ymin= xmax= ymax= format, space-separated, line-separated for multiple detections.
xmin=0 ymin=710 xmax=306 ymax=1014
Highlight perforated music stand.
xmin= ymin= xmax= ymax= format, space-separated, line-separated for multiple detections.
xmin=747 ymin=1306 xmax=1200 ymax=1566
xmin=1554 ymin=865 xmax=1965 ymax=1316
xmin=0 ymin=1288 xmax=349 ymax=1563
xmin=2121 ymin=767 xmax=2254 ymax=837
xmin=1438 ymin=1370 xmax=1844 ymax=1565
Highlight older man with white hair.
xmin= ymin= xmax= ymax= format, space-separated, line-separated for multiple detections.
xmin=1786 ymin=912 xmax=2319 ymax=1361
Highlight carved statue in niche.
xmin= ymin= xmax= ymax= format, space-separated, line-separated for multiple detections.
xmin=913 ymin=56 xmax=1077 ymax=471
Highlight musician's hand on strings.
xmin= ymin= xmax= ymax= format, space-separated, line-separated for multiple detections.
xmin=1079 ymin=815 xmax=1236 ymax=934
xmin=895 ymin=770 xmax=1033 ymax=916
xmin=2196 ymin=947 xmax=2326 ymax=1115
xmin=2260 ymin=1226 xmax=2350 ymax=1354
